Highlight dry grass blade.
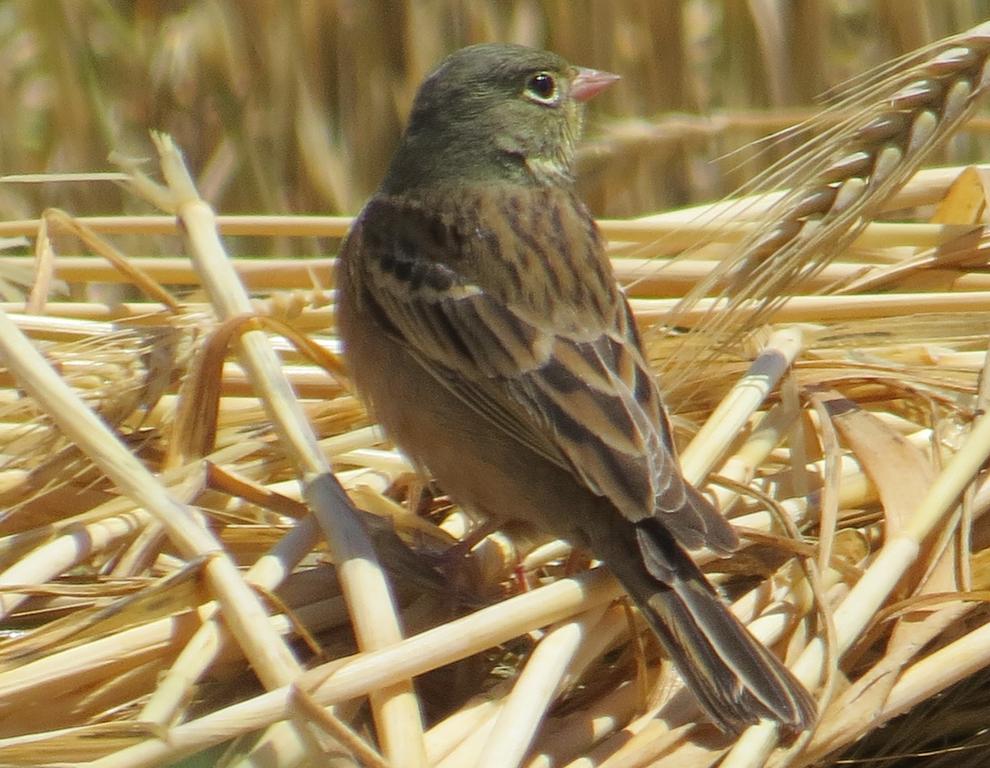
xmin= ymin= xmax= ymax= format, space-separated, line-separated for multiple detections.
xmin=133 ymin=134 xmax=428 ymax=767
xmin=0 ymin=313 xmax=314 ymax=759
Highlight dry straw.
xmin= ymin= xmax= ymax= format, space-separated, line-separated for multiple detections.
xmin=2 ymin=18 xmax=990 ymax=768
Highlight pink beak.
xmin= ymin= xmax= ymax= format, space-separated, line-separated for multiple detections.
xmin=571 ymin=66 xmax=620 ymax=102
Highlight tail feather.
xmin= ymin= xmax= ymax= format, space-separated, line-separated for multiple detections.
xmin=606 ymin=519 xmax=816 ymax=734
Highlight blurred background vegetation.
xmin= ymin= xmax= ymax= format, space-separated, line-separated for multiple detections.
xmin=1 ymin=0 xmax=989 ymax=237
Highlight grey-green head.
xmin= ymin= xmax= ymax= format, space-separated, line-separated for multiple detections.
xmin=381 ymin=43 xmax=617 ymax=193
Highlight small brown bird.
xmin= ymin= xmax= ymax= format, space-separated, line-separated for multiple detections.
xmin=336 ymin=43 xmax=815 ymax=734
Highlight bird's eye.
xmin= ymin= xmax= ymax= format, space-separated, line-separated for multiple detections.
xmin=525 ymin=72 xmax=558 ymax=104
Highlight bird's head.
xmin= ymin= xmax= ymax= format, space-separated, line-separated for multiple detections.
xmin=382 ymin=43 xmax=618 ymax=192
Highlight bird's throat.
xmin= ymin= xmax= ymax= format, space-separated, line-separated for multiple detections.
xmin=524 ymin=154 xmax=574 ymax=186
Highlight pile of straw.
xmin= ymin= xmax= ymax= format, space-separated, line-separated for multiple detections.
xmin=2 ymin=18 xmax=990 ymax=768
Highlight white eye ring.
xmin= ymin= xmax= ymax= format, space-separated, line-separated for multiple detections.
xmin=524 ymin=71 xmax=559 ymax=105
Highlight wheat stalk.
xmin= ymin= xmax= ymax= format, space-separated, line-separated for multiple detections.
xmin=663 ymin=22 xmax=990 ymax=377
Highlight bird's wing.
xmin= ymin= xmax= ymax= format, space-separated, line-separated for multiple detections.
xmin=345 ymin=191 xmax=735 ymax=551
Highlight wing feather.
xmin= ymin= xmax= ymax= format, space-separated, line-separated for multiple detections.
xmin=347 ymin=190 xmax=736 ymax=551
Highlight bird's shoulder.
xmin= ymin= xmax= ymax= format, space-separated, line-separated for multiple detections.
xmin=346 ymin=182 xmax=622 ymax=333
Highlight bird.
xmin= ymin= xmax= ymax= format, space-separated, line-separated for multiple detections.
xmin=335 ymin=42 xmax=816 ymax=735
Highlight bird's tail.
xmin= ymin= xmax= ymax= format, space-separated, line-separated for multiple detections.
xmin=604 ymin=517 xmax=816 ymax=735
